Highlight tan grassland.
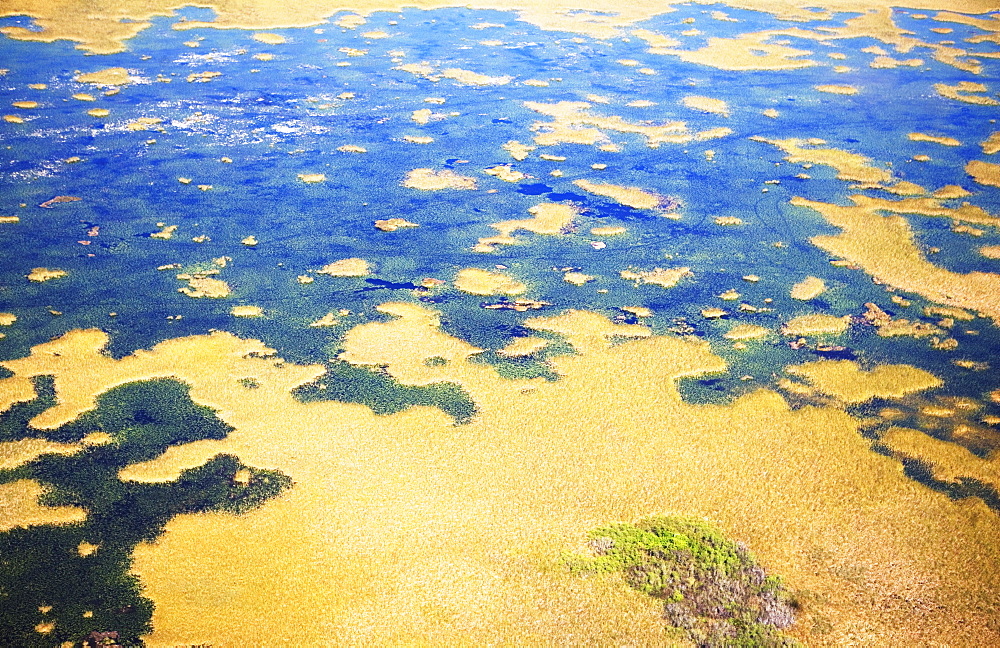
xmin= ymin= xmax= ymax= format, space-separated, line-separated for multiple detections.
xmin=453 ymin=268 xmax=527 ymax=295
xmin=475 ymin=202 xmax=578 ymax=252
xmin=787 ymin=359 xmax=943 ymax=403
xmin=0 ymin=306 xmax=998 ymax=644
xmin=790 ymin=276 xmax=827 ymax=300
xmin=791 ymin=195 xmax=1000 ymax=323
xmin=0 ymin=479 xmax=87 ymax=531
xmin=882 ymin=425 xmax=1000 ymax=491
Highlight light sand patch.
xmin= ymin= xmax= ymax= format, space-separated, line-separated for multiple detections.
xmin=334 ymin=14 xmax=365 ymax=29
xmin=0 ymin=438 xmax=82 ymax=470
xmin=524 ymin=309 xmax=649 ymax=353
xmin=933 ymin=185 xmax=972 ymax=199
xmin=440 ymin=68 xmax=512 ymax=86
xmin=532 ymin=122 xmax=605 ymax=147
xmin=454 ymin=268 xmax=527 ymax=296
xmin=231 ymin=305 xmax=264 ymax=317
xmin=620 ymin=267 xmax=692 ymax=288
xmin=714 ymin=216 xmax=744 ymax=226
xmin=374 ymin=218 xmax=418 ymax=232
xmin=186 ymin=71 xmax=221 ymax=83
xmin=924 ymin=305 xmax=975 ymax=321
xmin=869 ymin=56 xmax=923 ymax=68
xmin=723 ymin=323 xmax=770 ymax=340
xmin=411 ymin=108 xmax=433 ymax=124
xmin=395 ymin=62 xmax=436 ymax=80
xmin=476 ymin=202 xmax=579 ymax=252
xmin=503 ymin=140 xmax=535 ymax=161
xmin=790 ymin=276 xmax=827 ymax=300
xmin=788 ymin=360 xmax=942 ymax=403
xmin=752 ymin=136 xmax=892 ymax=185
xmin=524 ymin=101 xmax=693 ymax=148
xmin=563 ymin=272 xmax=594 ymax=286
xmin=0 ymin=480 xmax=86 ymax=531
xmin=849 ymin=194 xmax=1000 ymax=227
xmin=308 ymin=312 xmax=338 ymax=328
xmin=909 ymin=132 xmax=960 ymax=146
xmin=573 ymin=179 xmax=663 ymax=210
xmin=403 ymin=135 xmax=434 ymax=144
xmin=590 ymin=226 xmax=626 ymax=236
xmin=150 ymin=224 xmax=177 ymax=239
xmin=863 ymin=302 xmax=942 ymax=339
xmin=935 ymin=81 xmax=999 ymax=105
xmin=178 ymin=276 xmax=231 ymax=298
xmin=337 ymin=145 xmax=367 ymax=153
xmin=630 ymin=28 xmax=679 ymax=50
xmin=316 ymin=258 xmax=370 ymax=277
xmin=966 ymin=160 xmax=1000 ymax=187
xmin=26 ymin=267 xmax=69 ymax=283
xmin=981 ymin=132 xmax=1000 ymax=155
xmin=655 ymin=31 xmax=816 ymax=70
xmin=252 ymin=32 xmax=285 ymax=44
xmin=75 ymin=67 xmax=131 ymax=85
xmin=681 ymin=95 xmax=729 ymax=116
xmin=621 ymin=306 xmax=652 ymax=318
xmin=497 ymin=336 xmax=549 ymax=358
xmin=782 ymin=314 xmax=850 ymax=336
xmin=484 ymin=165 xmax=527 ymax=182
xmin=979 ymin=245 xmax=1000 ymax=259
xmin=817 ymin=84 xmax=859 ymax=95
xmin=403 ymin=168 xmax=477 ymax=190
xmin=126 ymin=117 xmax=163 ymax=131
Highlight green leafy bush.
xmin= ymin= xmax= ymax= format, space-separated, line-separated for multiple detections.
xmin=572 ymin=517 xmax=799 ymax=647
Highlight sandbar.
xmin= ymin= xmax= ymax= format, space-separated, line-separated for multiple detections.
xmin=787 ymin=359 xmax=942 ymax=403
xmin=316 ymin=258 xmax=370 ymax=277
xmin=403 ymin=168 xmax=477 ymax=191
xmin=454 ymin=268 xmax=527 ymax=296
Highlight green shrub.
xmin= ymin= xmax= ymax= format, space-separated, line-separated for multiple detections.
xmin=572 ymin=517 xmax=800 ymax=647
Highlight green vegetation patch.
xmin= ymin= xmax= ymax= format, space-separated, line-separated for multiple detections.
xmin=0 ymin=379 xmax=291 ymax=647
xmin=570 ymin=517 xmax=799 ymax=647
xmin=293 ymin=360 xmax=477 ymax=424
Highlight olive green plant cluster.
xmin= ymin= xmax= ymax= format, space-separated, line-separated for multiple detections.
xmin=571 ymin=517 xmax=799 ymax=647
xmin=0 ymin=378 xmax=291 ymax=647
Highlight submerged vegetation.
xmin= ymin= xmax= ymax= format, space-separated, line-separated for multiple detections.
xmin=0 ymin=379 xmax=291 ymax=646
xmin=293 ymin=360 xmax=478 ymax=424
xmin=572 ymin=517 xmax=799 ymax=647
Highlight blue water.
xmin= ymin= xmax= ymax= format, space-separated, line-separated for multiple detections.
xmin=0 ymin=3 xmax=998 ymax=420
